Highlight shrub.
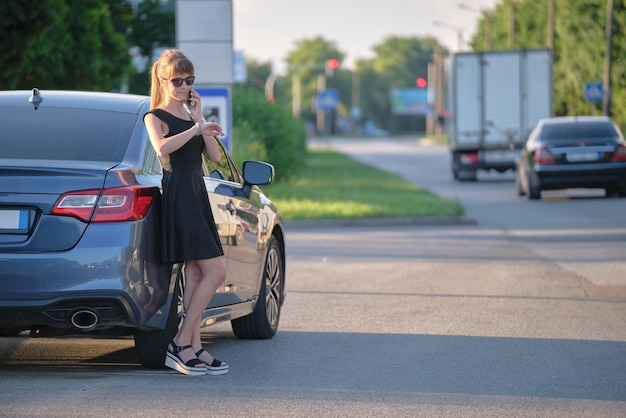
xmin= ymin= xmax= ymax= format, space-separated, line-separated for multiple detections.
xmin=232 ymin=87 xmax=307 ymax=181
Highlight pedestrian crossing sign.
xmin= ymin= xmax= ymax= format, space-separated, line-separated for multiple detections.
xmin=584 ymin=82 xmax=603 ymax=102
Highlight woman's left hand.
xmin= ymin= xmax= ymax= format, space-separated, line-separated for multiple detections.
xmin=200 ymin=122 xmax=225 ymax=137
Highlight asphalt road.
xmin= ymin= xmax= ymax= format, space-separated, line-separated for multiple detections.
xmin=0 ymin=137 xmax=624 ymax=417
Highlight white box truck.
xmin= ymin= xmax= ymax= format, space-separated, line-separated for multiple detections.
xmin=445 ymin=49 xmax=552 ymax=181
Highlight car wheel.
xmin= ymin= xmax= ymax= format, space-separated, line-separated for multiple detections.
xmin=462 ymin=170 xmax=478 ymax=182
xmin=134 ymin=271 xmax=182 ymax=369
xmin=527 ymin=172 xmax=541 ymax=200
xmin=451 ymin=161 xmax=459 ymax=180
xmin=516 ymin=169 xmax=526 ymax=196
xmin=231 ymin=236 xmax=283 ymax=339
xmin=455 ymin=169 xmax=477 ymax=182
xmin=605 ymin=185 xmax=626 ymax=198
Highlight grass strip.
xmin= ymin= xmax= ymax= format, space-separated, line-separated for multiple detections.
xmin=263 ymin=148 xmax=464 ymax=221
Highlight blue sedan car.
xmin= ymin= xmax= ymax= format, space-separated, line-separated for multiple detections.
xmin=0 ymin=89 xmax=286 ymax=368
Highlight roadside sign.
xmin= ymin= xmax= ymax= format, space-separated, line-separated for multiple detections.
xmin=195 ymin=86 xmax=231 ymax=152
xmin=584 ymin=82 xmax=603 ymax=102
xmin=233 ymin=51 xmax=247 ymax=83
xmin=317 ymin=89 xmax=339 ymax=111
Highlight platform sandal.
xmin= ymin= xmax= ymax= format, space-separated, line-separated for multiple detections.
xmin=196 ymin=348 xmax=229 ymax=375
xmin=165 ymin=340 xmax=207 ymax=376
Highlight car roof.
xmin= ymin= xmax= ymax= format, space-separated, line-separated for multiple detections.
xmin=0 ymin=90 xmax=151 ymax=114
xmin=538 ymin=115 xmax=613 ymax=126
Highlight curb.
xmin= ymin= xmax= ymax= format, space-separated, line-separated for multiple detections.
xmin=284 ymin=216 xmax=477 ymax=230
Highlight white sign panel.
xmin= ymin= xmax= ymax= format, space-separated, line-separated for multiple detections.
xmin=176 ymin=0 xmax=233 ymax=85
xmin=196 ymin=86 xmax=231 ymax=152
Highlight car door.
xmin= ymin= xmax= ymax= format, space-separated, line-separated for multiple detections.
xmin=202 ymin=141 xmax=264 ymax=307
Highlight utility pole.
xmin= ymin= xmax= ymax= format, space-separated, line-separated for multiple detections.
xmin=603 ymin=0 xmax=614 ymax=116
xmin=351 ymin=70 xmax=360 ymax=134
xmin=316 ymin=74 xmax=326 ymax=134
xmin=508 ymin=1 xmax=515 ymax=49
xmin=291 ymin=75 xmax=301 ymax=117
xmin=547 ymin=0 xmax=555 ymax=59
xmin=432 ymin=20 xmax=465 ymax=52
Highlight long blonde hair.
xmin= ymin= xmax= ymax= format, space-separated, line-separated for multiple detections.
xmin=149 ymin=49 xmax=195 ymax=109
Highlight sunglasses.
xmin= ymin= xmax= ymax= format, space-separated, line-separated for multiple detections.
xmin=162 ymin=76 xmax=195 ymax=87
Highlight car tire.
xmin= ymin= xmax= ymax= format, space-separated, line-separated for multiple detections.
xmin=605 ymin=185 xmax=626 ymax=198
xmin=231 ymin=236 xmax=283 ymax=339
xmin=527 ymin=173 xmax=541 ymax=200
xmin=133 ymin=272 xmax=182 ymax=369
xmin=516 ymin=169 xmax=525 ymax=196
xmin=455 ymin=169 xmax=477 ymax=182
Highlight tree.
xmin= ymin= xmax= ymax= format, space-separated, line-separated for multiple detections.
xmin=285 ymin=36 xmax=346 ymax=127
xmin=0 ymin=0 xmax=132 ymax=91
xmin=470 ymin=0 xmax=626 ymax=129
xmin=365 ymin=35 xmax=443 ymax=133
xmin=0 ymin=0 xmax=50 ymax=89
xmin=240 ymin=58 xmax=273 ymax=94
xmin=126 ymin=0 xmax=175 ymax=94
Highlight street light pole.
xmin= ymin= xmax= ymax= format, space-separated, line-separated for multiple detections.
xmin=458 ymin=3 xmax=492 ymax=50
xmin=432 ymin=20 xmax=465 ymax=51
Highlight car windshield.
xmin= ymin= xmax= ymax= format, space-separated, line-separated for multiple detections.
xmin=1 ymin=107 xmax=135 ymax=162
xmin=539 ymin=121 xmax=619 ymax=142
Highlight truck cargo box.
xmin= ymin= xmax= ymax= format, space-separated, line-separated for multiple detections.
xmin=446 ymin=49 xmax=552 ymax=181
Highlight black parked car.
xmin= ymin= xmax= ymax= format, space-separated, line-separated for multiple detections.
xmin=0 ymin=89 xmax=286 ymax=368
xmin=516 ymin=116 xmax=626 ymax=200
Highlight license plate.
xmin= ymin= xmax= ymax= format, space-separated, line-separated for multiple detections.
xmin=566 ymin=151 xmax=599 ymax=162
xmin=0 ymin=209 xmax=29 ymax=233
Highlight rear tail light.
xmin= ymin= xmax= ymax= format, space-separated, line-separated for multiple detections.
xmin=533 ymin=146 xmax=555 ymax=164
xmin=52 ymin=186 xmax=156 ymax=222
xmin=460 ymin=153 xmax=479 ymax=165
xmin=611 ymin=144 xmax=626 ymax=162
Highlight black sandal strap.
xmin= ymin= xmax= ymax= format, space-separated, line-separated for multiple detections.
xmin=196 ymin=348 xmax=224 ymax=367
xmin=170 ymin=341 xmax=205 ymax=367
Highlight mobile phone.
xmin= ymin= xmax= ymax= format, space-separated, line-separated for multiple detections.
xmin=187 ymin=91 xmax=194 ymax=107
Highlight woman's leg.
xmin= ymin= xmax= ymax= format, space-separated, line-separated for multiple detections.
xmin=171 ymin=257 xmax=226 ymax=365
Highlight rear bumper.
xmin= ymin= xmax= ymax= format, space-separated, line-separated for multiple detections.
xmin=0 ymin=292 xmax=137 ymax=330
xmin=453 ymin=148 xmax=521 ymax=171
xmin=0 ymin=221 xmax=175 ymax=332
xmin=535 ymin=162 xmax=626 ymax=190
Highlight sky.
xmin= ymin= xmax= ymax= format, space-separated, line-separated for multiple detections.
xmin=233 ymin=0 xmax=501 ymax=71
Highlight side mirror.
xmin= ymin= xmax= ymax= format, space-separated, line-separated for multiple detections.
xmin=242 ymin=161 xmax=274 ymax=186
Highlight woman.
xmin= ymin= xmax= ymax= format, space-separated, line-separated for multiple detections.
xmin=144 ymin=49 xmax=229 ymax=376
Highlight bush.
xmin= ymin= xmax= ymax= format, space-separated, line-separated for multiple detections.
xmin=232 ymin=87 xmax=307 ymax=181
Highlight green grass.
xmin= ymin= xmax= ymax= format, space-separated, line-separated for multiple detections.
xmin=263 ymin=148 xmax=464 ymax=221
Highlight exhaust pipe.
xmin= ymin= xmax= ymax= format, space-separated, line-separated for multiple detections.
xmin=70 ymin=309 xmax=99 ymax=331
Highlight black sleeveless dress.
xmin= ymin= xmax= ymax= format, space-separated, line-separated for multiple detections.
xmin=145 ymin=109 xmax=224 ymax=264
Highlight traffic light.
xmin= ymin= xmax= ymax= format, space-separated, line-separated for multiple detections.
xmin=326 ymin=58 xmax=340 ymax=76
xmin=416 ymin=77 xmax=427 ymax=88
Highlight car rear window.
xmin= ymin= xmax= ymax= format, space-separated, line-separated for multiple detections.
xmin=539 ymin=121 xmax=619 ymax=142
xmin=1 ymin=107 xmax=135 ymax=162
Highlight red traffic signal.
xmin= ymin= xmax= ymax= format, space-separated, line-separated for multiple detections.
xmin=416 ymin=77 xmax=427 ymax=88
xmin=327 ymin=58 xmax=340 ymax=70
